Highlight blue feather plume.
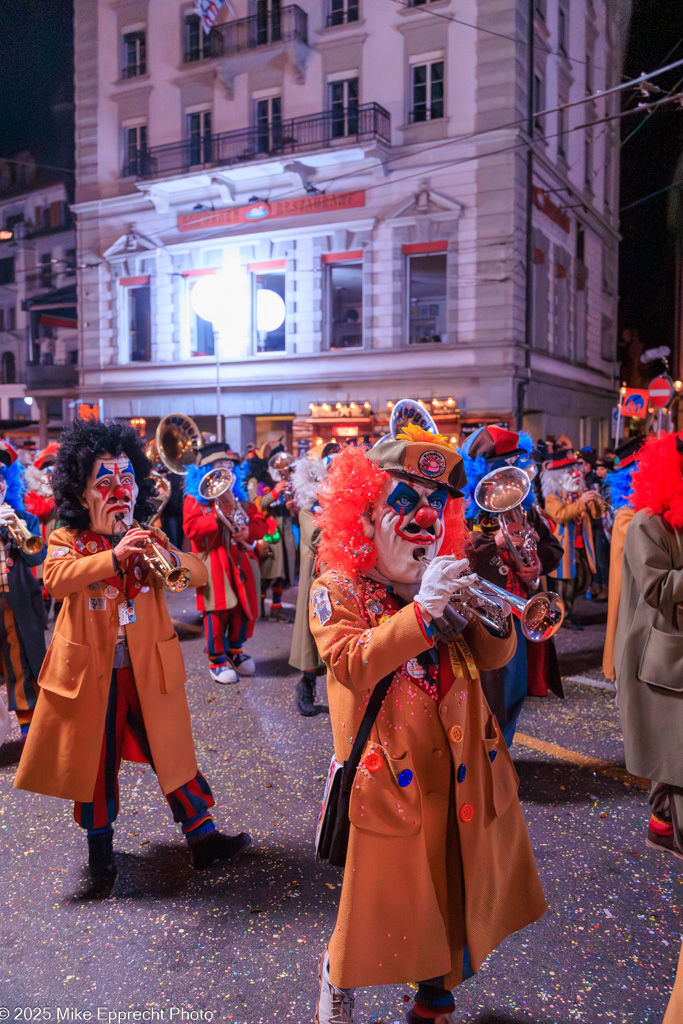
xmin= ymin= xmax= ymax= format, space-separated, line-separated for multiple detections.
xmin=0 ymin=461 xmax=27 ymax=516
xmin=606 ymin=465 xmax=634 ymax=511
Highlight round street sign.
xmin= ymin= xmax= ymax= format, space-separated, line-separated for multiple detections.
xmin=649 ymin=376 xmax=675 ymax=408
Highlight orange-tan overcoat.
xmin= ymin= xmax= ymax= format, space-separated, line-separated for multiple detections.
xmin=310 ymin=569 xmax=546 ymax=991
xmin=14 ymin=526 xmax=208 ymax=803
xmin=602 ymin=505 xmax=635 ymax=680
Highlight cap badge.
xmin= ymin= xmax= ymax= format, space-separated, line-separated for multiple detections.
xmin=417 ymin=450 xmax=447 ymax=478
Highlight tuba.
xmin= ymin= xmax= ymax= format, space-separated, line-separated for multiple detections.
xmin=156 ymin=413 xmax=203 ymax=476
xmin=474 ymin=465 xmax=541 ymax=591
xmin=1 ymin=506 xmax=44 ymax=555
xmin=198 ymin=467 xmax=249 ymax=533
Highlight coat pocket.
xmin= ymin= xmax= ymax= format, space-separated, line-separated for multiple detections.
xmin=348 ymin=748 xmax=421 ymax=837
xmin=637 ymin=626 xmax=683 ymax=691
xmin=38 ymin=632 xmax=90 ymax=699
xmin=484 ymin=715 xmax=520 ymax=818
xmin=156 ymin=634 xmax=186 ymax=694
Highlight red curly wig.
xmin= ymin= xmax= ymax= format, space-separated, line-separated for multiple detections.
xmin=315 ymin=444 xmax=468 ymax=575
xmin=630 ymin=431 xmax=683 ymax=530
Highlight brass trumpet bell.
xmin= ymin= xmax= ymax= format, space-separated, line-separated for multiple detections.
xmin=1 ymin=505 xmax=45 ymax=555
xmin=129 ymin=519 xmax=191 ymax=593
xmin=474 ymin=465 xmax=531 ymax=515
xmin=156 ymin=413 xmax=203 ymax=476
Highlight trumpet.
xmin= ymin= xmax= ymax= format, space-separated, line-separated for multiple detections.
xmin=418 ymin=556 xmax=564 ymax=642
xmin=115 ymin=514 xmax=191 ymax=593
xmin=198 ymin=467 xmax=249 ymax=533
xmin=1 ymin=505 xmax=45 ymax=555
xmin=475 ymin=465 xmax=540 ymax=591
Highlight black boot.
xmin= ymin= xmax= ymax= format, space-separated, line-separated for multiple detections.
xmin=296 ymin=675 xmax=317 ymax=717
xmin=87 ymin=829 xmax=116 ymax=884
xmin=188 ymin=830 xmax=252 ymax=870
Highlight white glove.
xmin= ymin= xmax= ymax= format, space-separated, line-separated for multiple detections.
xmin=0 ymin=505 xmax=17 ymax=527
xmin=414 ymin=555 xmax=473 ymax=620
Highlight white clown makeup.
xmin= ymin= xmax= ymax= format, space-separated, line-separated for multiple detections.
xmin=363 ymin=476 xmax=448 ymax=585
xmin=82 ymin=454 xmax=139 ymax=535
xmin=0 ymin=473 xmax=7 ymax=507
xmin=559 ymin=466 xmax=585 ymax=495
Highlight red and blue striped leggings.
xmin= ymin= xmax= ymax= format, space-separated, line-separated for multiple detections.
xmin=74 ymin=666 xmax=214 ymax=832
xmin=204 ymin=607 xmax=249 ymax=665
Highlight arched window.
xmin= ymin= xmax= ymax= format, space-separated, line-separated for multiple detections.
xmin=1 ymin=351 xmax=16 ymax=384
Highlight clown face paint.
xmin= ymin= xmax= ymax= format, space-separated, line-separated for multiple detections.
xmin=82 ymin=454 xmax=139 ymax=535
xmin=364 ymin=476 xmax=448 ymax=585
xmin=0 ymin=474 xmax=7 ymax=506
xmin=560 ymin=466 xmax=585 ymax=495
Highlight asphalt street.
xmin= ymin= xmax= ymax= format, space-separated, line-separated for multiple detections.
xmin=0 ymin=591 xmax=681 ymax=1024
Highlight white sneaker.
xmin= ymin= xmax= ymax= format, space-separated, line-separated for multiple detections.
xmin=231 ymin=653 xmax=255 ymax=677
xmin=315 ymin=949 xmax=354 ymax=1024
xmin=209 ymin=663 xmax=238 ymax=685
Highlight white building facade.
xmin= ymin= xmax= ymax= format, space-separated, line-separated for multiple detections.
xmin=72 ymin=0 xmax=631 ymax=452
xmin=0 ymin=155 xmax=78 ymax=443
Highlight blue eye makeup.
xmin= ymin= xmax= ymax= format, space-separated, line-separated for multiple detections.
xmin=427 ymin=488 xmax=449 ymax=517
xmin=387 ymin=482 xmax=420 ymax=515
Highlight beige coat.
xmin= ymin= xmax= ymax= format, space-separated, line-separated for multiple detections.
xmin=15 ymin=526 xmax=208 ymax=802
xmin=614 ymin=509 xmax=683 ymax=785
xmin=602 ymin=505 xmax=635 ymax=680
xmin=289 ymin=508 xmax=323 ymax=673
xmin=310 ymin=569 xmax=546 ymax=990
xmin=259 ymin=489 xmax=297 ymax=583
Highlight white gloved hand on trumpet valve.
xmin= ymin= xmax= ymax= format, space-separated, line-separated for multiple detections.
xmin=414 ymin=554 xmax=474 ymax=620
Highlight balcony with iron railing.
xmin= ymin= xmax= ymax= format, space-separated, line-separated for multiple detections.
xmin=128 ymin=103 xmax=391 ymax=179
xmin=25 ymin=363 xmax=78 ymax=390
xmin=182 ymin=5 xmax=307 ymax=62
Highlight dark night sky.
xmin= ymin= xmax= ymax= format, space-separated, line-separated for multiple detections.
xmin=0 ymin=0 xmax=74 ymax=174
xmin=619 ymin=0 xmax=683 ymax=367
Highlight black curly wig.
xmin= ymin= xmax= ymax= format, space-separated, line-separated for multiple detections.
xmin=52 ymin=419 xmax=156 ymax=532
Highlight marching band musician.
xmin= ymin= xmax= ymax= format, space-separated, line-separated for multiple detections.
xmin=15 ymin=419 xmax=252 ymax=885
xmin=460 ymin=426 xmax=563 ymax=746
xmin=259 ymin=449 xmax=298 ymax=622
xmin=183 ymin=441 xmax=267 ymax=685
xmin=310 ymin=423 xmax=545 ymax=1024
xmin=0 ymin=439 xmax=46 ymax=740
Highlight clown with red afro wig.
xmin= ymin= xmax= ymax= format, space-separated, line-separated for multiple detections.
xmin=309 ymin=424 xmax=545 ymax=1024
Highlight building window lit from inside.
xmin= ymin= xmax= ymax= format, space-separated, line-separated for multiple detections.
xmin=188 ymin=110 xmax=212 ymax=166
xmin=188 ymin=280 xmax=215 ymax=356
xmin=126 ymin=285 xmax=151 ymax=362
xmin=328 ymin=263 xmax=362 ymax=349
xmin=329 ymin=78 xmax=359 ymax=138
xmin=253 ymin=272 xmax=286 ymax=353
xmin=10 ymin=398 xmax=31 ymax=421
xmin=256 ymin=96 xmax=282 ymax=154
xmin=124 ymin=124 xmax=147 ymax=176
xmin=410 ymin=61 xmax=444 ymax=122
xmin=121 ymin=31 xmax=146 ymax=78
xmin=328 ymin=0 xmax=359 ymax=27
xmin=408 ymin=254 xmax=447 ymax=345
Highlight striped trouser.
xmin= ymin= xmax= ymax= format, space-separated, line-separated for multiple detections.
xmin=204 ymin=607 xmax=249 ymax=665
xmin=74 ymin=666 xmax=214 ymax=831
xmin=0 ymin=597 xmax=38 ymax=723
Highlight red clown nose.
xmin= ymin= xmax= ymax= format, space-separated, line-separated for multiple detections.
xmin=414 ymin=505 xmax=438 ymax=529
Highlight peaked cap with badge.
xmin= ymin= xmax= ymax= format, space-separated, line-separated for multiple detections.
xmin=196 ymin=441 xmax=241 ymax=468
xmin=366 ymin=423 xmax=466 ymax=497
xmin=460 ymin=424 xmax=529 ymax=463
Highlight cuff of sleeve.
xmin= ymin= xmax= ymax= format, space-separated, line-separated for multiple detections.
xmin=414 ymin=603 xmax=436 ymax=644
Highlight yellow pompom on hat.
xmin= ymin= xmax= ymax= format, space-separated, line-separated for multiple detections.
xmin=366 ymin=422 xmax=466 ymax=496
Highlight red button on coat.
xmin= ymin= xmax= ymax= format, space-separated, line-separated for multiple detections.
xmin=364 ymin=751 xmax=382 ymax=772
xmin=459 ymin=803 xmax=474 ymax=823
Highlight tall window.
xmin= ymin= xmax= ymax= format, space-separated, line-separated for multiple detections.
xmin=407 ymin=253 xmax=447 ymax=345
xmin=0 ymin=310 xmax=4 ymax=332
xmin=410 ymin=61 xmax=444 ymax=122
xmin=0 ymin=257 xmax=15 ymax=285
xmin=127 ymin=285 xmax=151 ymax=361
xmin=122 ymin=31 xmax=146 ymax=78
xmin=1 ymin=352 xmax=15 ymax=384
xmin=188 ymin=280 xmax=215 ymax=356
xmin=328 ymin=0 xmax=359 ymax=25
xmin=7 ymin=306 xmax=15 ymax=330
xmin=65 ymin=248 xmax=76 ymax=276
xmin=256 ymin=0 xmax=281 ymax=46
xmin=255 ymin=96 xmax=282 ymax=154
xmin=39 ymin=252 xmax=53 ymax=288
xmin=253 ymin=271 xmax=286 ymax=353
xmin=557 ymin=105 xmax=567 ymax=160
xmin=329 ymin=78 xmax=359 ymax=138
xmin=124 ymin=124 xmax=147 ymax=176
xmin=558 ymin=6 xmax=567 ymax=55
xmin=184 ymin=14 xmax=221 ymax=61
xmin=584 ymin=129 xmax=593 ymax=190
xmin=327 ymin=262 xmax=362 ymax=349
xmin=188 ymin=110 xmax=212 ymax=165
xmin=533 ymin=74 xmax=545 ymax=135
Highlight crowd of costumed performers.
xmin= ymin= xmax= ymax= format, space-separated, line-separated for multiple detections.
xmin=14 ymin=419 xmax=251 ymax=887
xmin=459 ymin=425 xmax=564 ymax=746
xmin=183 ymin=441 xmax=267 ymax=686
xmin=310 ymin=424 xmax=546 ymax=1024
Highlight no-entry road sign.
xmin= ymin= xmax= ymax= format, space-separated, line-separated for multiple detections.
xmin=649 ymin=376 xmax=675 ymax=408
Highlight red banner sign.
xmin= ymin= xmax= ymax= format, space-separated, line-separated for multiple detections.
xmin=178 ymin=190 xmax=366 ymax=232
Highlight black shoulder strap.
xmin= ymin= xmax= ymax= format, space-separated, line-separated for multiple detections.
xmin=339 ymin=669 xmax=395 ymax=795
